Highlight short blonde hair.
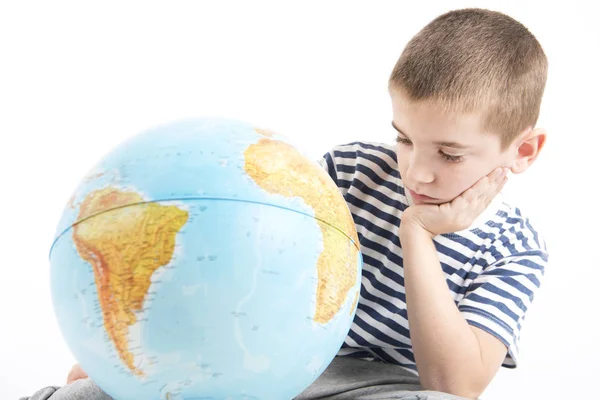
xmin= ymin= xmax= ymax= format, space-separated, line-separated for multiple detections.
xmin=389 ymin=8 xmax=548 ymax=149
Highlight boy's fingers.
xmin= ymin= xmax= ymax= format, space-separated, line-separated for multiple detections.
xmin=466 ymin=167 xmax=501 ymax=199
xmin=66 ymin=364 xmax=88 ymax=384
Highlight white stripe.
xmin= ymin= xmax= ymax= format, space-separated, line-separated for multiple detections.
xmin=357 ymin=298 xmax=412 ymax=346
xmin=378 ymin=348 xmax=416 ymax=369
xmin=338 ymin=158 xmax=405 ymax=205
xmin=474 ymin=267 xmax=541 ymax=299
xmin=469 ymin=284 xmax=530 ymax=321
xmin=359 ymin=247 xmax=404 ymax=290
xmin=459 ymin=296 xmax=519 ymax=331
xmin=351 ymin=202 xmax=400 ymax=234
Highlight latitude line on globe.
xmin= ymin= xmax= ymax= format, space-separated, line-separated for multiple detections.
xmin=49 ymin=196 xmax=362 ymax=258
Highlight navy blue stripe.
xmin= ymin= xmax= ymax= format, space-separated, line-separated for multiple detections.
xmin=355 ymin=162 xmax=404 ymax=193
xmin=358 ymin=287 xmax=409 ymax=332
xmin=350 ymin=141 xmax=398 ymax=159
xmin=442 ymin=261 xmax=482 ymax=283
xmin=353 ymin=311 xmax=411 ymax=349
xmin=334 ymin=149 xmax=399 ymax=183
xmin=524 ymin=217 xmax=542 ymax=249
xmin=445 ymin=274 xmax=469 ymax=296
xmin=500 ymin=229 xmax=523 ymax=255
xmin=486 ymin=220 xmax=509 ymax=233
xmin=442 ymin=234 xmax=488 ymax=254
xmin=336 ymin=163 xmax=356 ymax=175
xmin=480 ymin=242 xmax=515 ymax=264
xmin=361 ymin=268 xmax=407 ymax=304
xmin=351 ymin=175 xmax=406 ymax=211
xmin=496 ymin=255 xmax=547 ymax=269
xmin=357 ymin=215 xmax=401 ymax=243
xmin=474 ymin=227 xmax=501 ymax=241
xmin=371 ymin=348 xmax=417 ymax=367
xmin=360 ymin=249 xmax=405 ymax=290
xmin=505 ymin=216 xmax=527 ymax=230
xmin=514 ymin=230 xmax=532 ymax=251
xmin=322 ymin=152 xmax=338 ymax=184
xmin=336 ymin=141 xmax=398 ymax=161
xmin=362 ymin=256 xmax=406 ymax=306
xmin=360 ymin=246 xmax=406 ymax=290
xmin=462 ymin=293 xmax=520 ymax=324
xmin=432 ymin=239 xmax=471 ymax=265
xmin=481 ymin=267 xmax=542 ymax=288
xmin=459 ymin=305 xmax=514 ymax=335
xmin=439 ymin=260 xmax=459 ymax=276
xmin=336 ymin=178 xmax=353 ymax=190
xmin=355 ymin=163 xmax=406 ymax=197
xmin=339 ymin=350 xmax=375 ymax=359
xmin=470 ymin=282 xmax=529 ymax=312
xmin=345 ymin=192 xmax=400 ymax=227
xmin=347 ymin=325 xmax=380 ymax=348
xmin=353 ymin=213 xmax=400 ymax=245
xmin=487 ymin=222 xmax=538 ymax=255
xmin=501 ymin=276 xmax=536 ymax=299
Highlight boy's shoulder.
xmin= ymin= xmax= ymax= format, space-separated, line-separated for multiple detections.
xmin=484 ymin=195 xmax=549 ymax=258
xmin=321 ymin=141 xmax=397 ymax=164
xmin=319 ymin=141 xmax=399 ymax=183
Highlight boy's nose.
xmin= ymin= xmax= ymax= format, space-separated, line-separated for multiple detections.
xmin=406 ymin=157 xmax=435 ymax=185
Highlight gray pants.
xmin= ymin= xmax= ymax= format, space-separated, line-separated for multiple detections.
xmin=19 ymin=357 xmax=469 ymax=400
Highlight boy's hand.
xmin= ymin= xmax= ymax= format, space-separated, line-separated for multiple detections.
xmin=402 ymin=167 xmax=508 ymax=238
xmin=66 ymin=363 xmax=88 ymax=384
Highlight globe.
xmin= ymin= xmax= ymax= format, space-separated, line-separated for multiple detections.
xmin=49 ymin=118 xmax=363 ymax=400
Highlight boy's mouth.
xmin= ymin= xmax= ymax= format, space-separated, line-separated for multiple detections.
xmin=407 ymin=188 xmax=440 ymax=203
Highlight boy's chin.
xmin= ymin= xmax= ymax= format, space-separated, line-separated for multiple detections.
xmin=409 ymin=195 xmax=449 ymax=205
xmin=413 ymin=199 xmax=447 ymax=205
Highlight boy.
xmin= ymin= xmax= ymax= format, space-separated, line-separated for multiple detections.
xmin=22 ymin=7 xmax=548 ymax=400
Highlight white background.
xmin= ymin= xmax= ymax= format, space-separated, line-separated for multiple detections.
xmin=1 ymin=1 xmax=598 ymax=399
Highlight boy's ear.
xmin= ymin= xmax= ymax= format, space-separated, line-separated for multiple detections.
xmin=510 ymin=127 xmax=547 ymax=174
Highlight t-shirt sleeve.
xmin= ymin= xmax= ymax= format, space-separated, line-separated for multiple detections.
xmin=457 ymin=247 xmax=547 ymax=368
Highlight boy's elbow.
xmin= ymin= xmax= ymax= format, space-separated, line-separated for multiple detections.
xmin=421 ymin=376 xmax=485 ymax=400
xmin=427 ymin=385 xmax=481 ymax=400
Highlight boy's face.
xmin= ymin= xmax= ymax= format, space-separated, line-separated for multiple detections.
xmin=390 ymin=91 xmax=516 ymax=205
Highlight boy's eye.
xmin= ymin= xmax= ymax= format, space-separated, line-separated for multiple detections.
xmin=395 ymin=136 xmax=412 ymax=145
xmin=439 ymin=150 xmax=463 ymax=163
xmin=396 ymin=135 xmax=464 ymax=163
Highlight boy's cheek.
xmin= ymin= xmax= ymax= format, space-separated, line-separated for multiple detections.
xmin=443 ymin=172 xmax=481 ymax=200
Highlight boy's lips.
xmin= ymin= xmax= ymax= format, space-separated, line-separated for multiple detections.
xmin=407 ymin=188 xmax=439 ymax=202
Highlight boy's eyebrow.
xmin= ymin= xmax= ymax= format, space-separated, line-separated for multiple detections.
xmin=391 ymin=121 xmax=470 ymax=149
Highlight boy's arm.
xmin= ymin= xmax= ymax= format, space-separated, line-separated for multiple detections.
xmin=399 ymin=167 xmax=509 ymax=399
xmin=400 ymin=225 xmax=507 ymax=399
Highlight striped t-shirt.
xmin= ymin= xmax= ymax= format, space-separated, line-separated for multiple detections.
xmin=319 ymin=141 xmax=548 ymax=374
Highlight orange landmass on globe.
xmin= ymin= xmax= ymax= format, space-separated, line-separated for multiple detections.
xmin=72 ymin=187 xmax=188 ymax=376
xmin=244 ymin=135 xmax=360 ymax=324
xmin=254 ymin=127 xmax=275 ymax=138
xmin=350 ymin=290 xmax=360 ymax=317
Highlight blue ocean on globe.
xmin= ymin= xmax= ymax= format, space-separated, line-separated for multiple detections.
xmin=49 ymin=118 xmax=363 ymax=400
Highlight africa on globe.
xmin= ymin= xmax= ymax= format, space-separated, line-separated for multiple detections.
xmin=49 ymin=118 xmax=363 ymax=400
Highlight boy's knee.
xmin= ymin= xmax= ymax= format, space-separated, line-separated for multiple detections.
xmin=21 ymin=379 xmax=112 ymax=400
xmin=19 ymin=386 xmax=60 ymax=400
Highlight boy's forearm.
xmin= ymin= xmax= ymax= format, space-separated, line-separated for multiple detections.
xmin=399 ymin=223 xmax=488 ymax=399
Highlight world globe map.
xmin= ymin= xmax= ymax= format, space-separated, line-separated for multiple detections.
xmin=49 ymin=118 xmax=363 ymax=399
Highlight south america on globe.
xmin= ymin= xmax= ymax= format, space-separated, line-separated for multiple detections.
xmin=49 ymin=118 xmax=363 ymax=400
